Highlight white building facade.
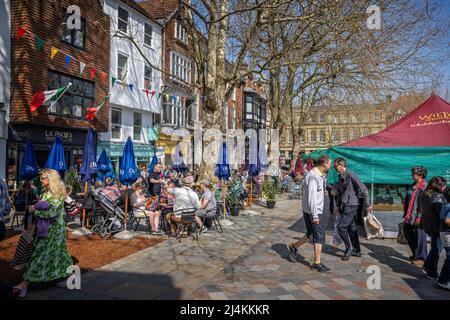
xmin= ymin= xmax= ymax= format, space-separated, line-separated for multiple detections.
xmin=100 ymin=0 xmax=163 ymax=171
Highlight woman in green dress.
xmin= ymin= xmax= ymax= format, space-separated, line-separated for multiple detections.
xmin=13 ymin=169 xmax=72 ymax=298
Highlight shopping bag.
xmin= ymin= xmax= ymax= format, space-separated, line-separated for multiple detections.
xmin=364 ymin=212 xmax=384 ymax=240
xmin=397 ymin=222 xmax=408 ymax=244
xmin=11 ymin=229 xmax=35 ymax=270
xmin=330 ymin=214 xmax=343 ymax=247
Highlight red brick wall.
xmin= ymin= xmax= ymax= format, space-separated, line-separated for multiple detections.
xmin=138 ymin=0 xmax=179 ymax=19
xmin=10 ymin=0 xmax=110 ymax=132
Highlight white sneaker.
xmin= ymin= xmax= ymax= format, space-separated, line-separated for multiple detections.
xmin=436 ymin=281 xmax=450 ymax=291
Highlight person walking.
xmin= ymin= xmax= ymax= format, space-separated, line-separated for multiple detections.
xmin=420 ymin=176 xmax=447 ymax=280
xmin=13 ymin=169 xmax=73 ymax=298
xmin=286 ymin=154 xmax=332 ymax=273
xmin=333 ymin=157 xmax=372 ymax=261
xmin=402 ymin=166 xmax=428 ymax=265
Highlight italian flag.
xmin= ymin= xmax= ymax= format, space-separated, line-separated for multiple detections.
xmin=30 ymin=85 xmax=68 ymax=112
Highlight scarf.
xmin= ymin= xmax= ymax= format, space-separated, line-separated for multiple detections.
xmin=405 ymin=180 xmax=426 ymax=224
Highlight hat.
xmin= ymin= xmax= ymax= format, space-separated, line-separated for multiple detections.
xmin=182 ymin=178 xmax=192 ymax=187
xmin=199 ymin=179 xmax=210 ymax=186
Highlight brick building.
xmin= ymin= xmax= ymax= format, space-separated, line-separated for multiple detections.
xmin=7 ymin=0 xmax=110 ymax=186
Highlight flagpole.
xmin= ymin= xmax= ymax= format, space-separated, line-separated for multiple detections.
xmin=47 ymin=82 xmax=72 ymax=112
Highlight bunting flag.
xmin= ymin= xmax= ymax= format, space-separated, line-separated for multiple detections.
xmin=128 ymin=84 xmax=133 ymax=92
xmin=121 ymin=79 xmax=127 ymax=91
xmin=90 ymin=68 xmax=96 ymax=79
xmin=165 ymin=94 xmax=170 ymax=102
xmin=17 ymin=27 xmax=26 ymax=40
xmin=50 ymin=47 xmax=59 ymax=60
xmin=35 ymin=35 xmax=45 ymax=50
xmin=80 ymin=62 xmax=86 ymax=75
xmin=151 ymin=90 xmax=155 ymax=98
xmin=65 ymin=55 xmax=72 ymax=66
xmin=101 ymin=72 xmax=107 ymax=81
xmin=145 ymin=89 xmax=149 ymax=98
xmin=112 ymin=77 xmax=117 ymax=87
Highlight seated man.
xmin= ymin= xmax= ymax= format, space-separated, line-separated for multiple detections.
xmin=194 ymin=180 xmax=217 ymax=231
xmin=165 ymin=179 xmax=200 ymax=236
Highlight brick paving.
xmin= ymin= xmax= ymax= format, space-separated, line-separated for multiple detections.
xmin=24 ymin=198 xmax=450 ymax=300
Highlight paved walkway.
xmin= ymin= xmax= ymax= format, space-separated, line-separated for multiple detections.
xmin=26 ymin=199 xmax=450 ymax=300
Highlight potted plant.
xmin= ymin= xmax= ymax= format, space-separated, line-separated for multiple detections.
xmin=262 ymin=176 xmax=278 ymax=209
xmin=227 ymin=180 xmax=241 ymax=216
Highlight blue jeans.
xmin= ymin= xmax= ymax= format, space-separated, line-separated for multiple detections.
xmin=437 ymin=247 xmax=450 ymax=284
xmin=424 ymin=233 xmax=443 ymax=276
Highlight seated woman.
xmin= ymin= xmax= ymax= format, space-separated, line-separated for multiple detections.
xmin=130 ymin=183 xmax=162 ymax=235
xmin=194 ymin=180 xmax=217 ymax=231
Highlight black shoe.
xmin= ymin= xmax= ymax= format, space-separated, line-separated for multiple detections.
xmin=422 ymin=266 xmax=438 ymax=280
xmin=311 ymin=263 xmax=331 ymax=273
xmin=352 ymin=251 xmax=362 ymax=258
xmin=341 ymin=249 xmax=353 ymax=261
xmin=286 ymin=243 xmax=298 ymax=263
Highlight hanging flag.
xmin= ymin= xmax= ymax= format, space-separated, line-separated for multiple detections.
xmin=80 ymin=62 xmax=86 ymax=75
xmin=30 ymin=85 xmax=69 ymax=112
xmin=17 ymin=27 xmax=26 ymax=40
xmin=90 ymin=68 xmax=96 ymax=79
xmin=101 ymin=72 xmax=107 ymax=81
xmin=65 ymin=55 xmax=72 ymax=66
xmin=112 ymin=77 xmax=117 ymax=87
xmin=85 ymin=107 xmax=97 ymax=122
xmin=151 ymin=90 xmax=155 ymax=98
xmin=128 ymin=84 xmax=133 ymax=92
xmin=50 ymin=47 xmax=59 ymax=60
xmin=35 ymin=35 xmax=45 ymax=50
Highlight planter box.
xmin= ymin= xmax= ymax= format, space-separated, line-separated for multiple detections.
xmin=266 ymin=201 xmax=276 ymax=209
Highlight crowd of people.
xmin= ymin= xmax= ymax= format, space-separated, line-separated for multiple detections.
xmin=286 ymin=155 xmax=450 ymax=292
xmin=1 ymin=155 xmax=449 ymax=299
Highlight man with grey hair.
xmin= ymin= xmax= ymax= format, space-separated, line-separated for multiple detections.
xmin=194 ymin=180 xmax=217 ymax=232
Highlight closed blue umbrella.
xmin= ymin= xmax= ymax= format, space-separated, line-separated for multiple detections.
xmin=173 ymin=143 xmax=187 ymax=174
xmin=45 ymin=136 xmax=67 ymax=175
xmin=215 ymin=142 xmax=231 ymax=180
xmin=119 ymin=137 xmax=138 ymax=230
xmin=79 ymin=128 xmax=98 ymax=182
xmin=20 ymin=140 xmax=39 ymax=181
xmin=148 ymin=153 xmax=159 ymax=173
xmin=97 ymin=148 xmax=115 ymax=181
xmin=247 ymin=139 xmax=260 ymax=208
xmin=119 ymin=137 xmax=139 ymax=185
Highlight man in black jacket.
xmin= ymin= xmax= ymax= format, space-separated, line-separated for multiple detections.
xmin=334 ymin=158 xmax=372 ymax=261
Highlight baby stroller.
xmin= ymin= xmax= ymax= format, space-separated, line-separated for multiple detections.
xmin=91 ymin=191 xmax=128 ymax=239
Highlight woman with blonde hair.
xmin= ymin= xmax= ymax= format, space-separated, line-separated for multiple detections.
xmin=13 ymin=169 xmax=72 ymax=298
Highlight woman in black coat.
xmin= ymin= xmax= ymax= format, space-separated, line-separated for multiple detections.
xmin=420 ymin=176 xmax=447 ymax=279
xmin=402 ymin=166 xmax=428 ymax=265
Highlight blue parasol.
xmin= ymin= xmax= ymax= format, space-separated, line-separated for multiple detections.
xmin=45 ymin=136 xmax=67 ymax=175
xmin=20 ymin=140 xmax=39 ymax=181
xmin=79 ymin=128 xmax=98 ymax=182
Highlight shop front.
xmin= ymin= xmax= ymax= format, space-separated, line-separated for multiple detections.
xmin=6 ymin=124 xmax=88 ymax=188
xmin=97 ymin=141 xmax=165 ymax=176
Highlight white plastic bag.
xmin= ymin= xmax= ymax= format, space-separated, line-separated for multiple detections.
xmin=330 ymin=214 xmax=343 ymax=247
xmin=364 ymin=212 xmax=384 ymax=240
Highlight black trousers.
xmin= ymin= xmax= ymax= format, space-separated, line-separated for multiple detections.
xmin=0 ymin=221 xmax=5 ymax=242
xmin=337 ymin=205 xmax=361 ymax=252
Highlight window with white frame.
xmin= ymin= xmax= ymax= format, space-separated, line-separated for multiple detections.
xmin=111 ymin=108 xmax=122 ymax=139
xmin=175 ymin=21 xmax=188 ymax=44
xmin=232 ymin=107 xmax=236 ymax=129
xmin=144 ymin=23 xmax=152 ymax=47
xmin=117 ymin=52 xmax=128 ymax=81
xmin=171 ymin=52 xmax=191 ymax=83
xmin=162 ymin=96 xmax=186 ymax=127
xmin=144 ymin=64 xmax=152 ymax=89
xmin=133 ymin=112 xmax=142 ymax=141
xmin=118 ymin=7 xmax=128 ymax=33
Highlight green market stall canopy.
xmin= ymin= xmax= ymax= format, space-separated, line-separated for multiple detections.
xmin=306 ymin=95 xmax=450 ymax=184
